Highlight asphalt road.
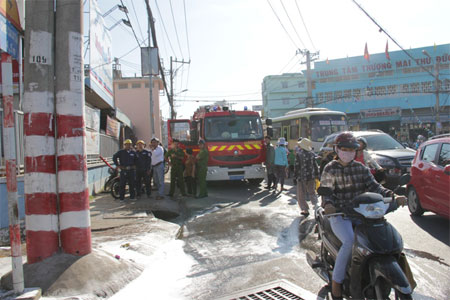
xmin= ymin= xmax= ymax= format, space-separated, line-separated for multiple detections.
xmin=177 ymin=179 xmax=450 ymax=300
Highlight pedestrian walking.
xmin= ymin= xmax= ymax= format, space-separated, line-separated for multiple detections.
xmin=112 ymin=139 xmax=137 ymax=201
xmin=150 ymin=137 xmax=165 ymax=200
xmin=184 ymin=148 xmax=196 ymax=196
xmin=273 ymin=137 xmax=289 ymax=193
xmin=294 ymin=138 xmax=319 ymax=216
xmin=264 ymin=136 xmax=276 ymax=189
xmin=135 ymin=140 xmax=152 ymax=198
xmin=196 ymin=139 xmax=209 ymax=198
xmin=166 ymin=139 xmax=187 ymax=197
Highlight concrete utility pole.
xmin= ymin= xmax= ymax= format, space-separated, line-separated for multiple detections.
xmin=2 ymin=52 xmax=24 ymax=293
xmin=170 ymin=57 xmax=190 ymax=119
xmin=423 ymin=50 xmax=441 ymax=135
xmin=298 ymin=49 xmax=319 ymax=108
xmin=148 ymin=22 xmax=155 ymax=137
xmin=24 ymin=0 xmax=59 ymax=264
xmin=434 ymin=64 xmax=440 ymax=135
xmin=55 ymin=0 xmax=91 ymax=256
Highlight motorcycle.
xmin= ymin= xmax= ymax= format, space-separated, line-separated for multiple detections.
xmin=306 ymin=174 xmax=415 ymax=299
xmin=100 ymin=155 xmax=121 ymax=199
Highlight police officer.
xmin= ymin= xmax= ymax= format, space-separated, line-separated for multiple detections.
xmin=166 ymin=139 xmax=187 ymax=197
xmin=195 ymin=139 xmax=209 ymax=198
xmin=135 ymin=140 xmax=152 ymax=198
xmin=113 ymin=139 xmax=137 ymax=201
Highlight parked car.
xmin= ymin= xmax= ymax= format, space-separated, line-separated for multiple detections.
xmin=407 ymin=134 xmax=450 ymax=219
xmin=318 ymin=130 xmax=416 ymax=189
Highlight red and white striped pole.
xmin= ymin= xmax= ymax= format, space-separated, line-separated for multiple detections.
xmin=23 ymin=0 xmax=59 ymax=263
xmin=55 ymin=0 xmax=91 ymax=255
xmin=2 ymin=52 xmax=24 ymax=292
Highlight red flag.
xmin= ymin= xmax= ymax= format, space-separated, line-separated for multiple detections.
xmin=364 ymin=43 xmax=370 ymax=61
xmin=385 ymin=40 xmax=390 ymax=60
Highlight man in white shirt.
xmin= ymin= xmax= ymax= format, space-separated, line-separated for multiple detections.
xmin=150 ymin=137 xmax=165 ymax=200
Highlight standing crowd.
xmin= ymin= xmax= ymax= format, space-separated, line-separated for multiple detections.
xmin=112 ymin=137 xmax=209 ymax=202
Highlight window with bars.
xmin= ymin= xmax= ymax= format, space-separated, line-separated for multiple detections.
xmin=118 ymin=83 xmax=128 ymax=89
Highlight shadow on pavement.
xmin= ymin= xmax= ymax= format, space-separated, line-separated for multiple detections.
xmin=410 ymin=214 xmax=450 ymax=246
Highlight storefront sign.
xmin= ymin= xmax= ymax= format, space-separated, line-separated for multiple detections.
xmin=88 ymin=0 xmax=113 ymax=107
xmin=361 ymin=107 xmax=401 ymax=119
xmin=0 ymin=13 xmax=19 ymax=60
xmin=85 ymin=106 xmax=100 ymax=131
xmin=86 ymin=130 xmax=100 ymax=155
xmin=106 ymin=115 xmax=120 ymax=139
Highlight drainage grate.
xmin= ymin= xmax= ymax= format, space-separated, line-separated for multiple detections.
xmin=217 ymin=280 xmax=322 ymax=300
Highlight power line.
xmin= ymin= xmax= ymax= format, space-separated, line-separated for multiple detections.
xmin=120 ymin=0 xmax=143 ymax=46
xmin=127 ymin=0 xmax=145 ymax=43
xmin=294 ymin=0 xmax=316 ymax=51
xmin=266 ymin=0 xmax=300 ymax=49
xmin=183 ymin=0 xmax=191 ymax=59
xmin=154 ymin=0 xmax=177 ymax=56
xmin=279 ymin=0 xmax=306 ymax=49
xmin=169 ymin=0 xmax=184 ymax=58
xmin=351 ymin=0 xmax=436 ymax=79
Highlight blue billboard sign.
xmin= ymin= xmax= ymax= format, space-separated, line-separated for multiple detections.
xmin=0 ymin=13 xmax=19 ymax=60
xmin=312 ymin=44 xmax=450 ymax=115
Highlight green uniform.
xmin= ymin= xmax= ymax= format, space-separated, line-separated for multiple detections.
xmin=196 ymin=148 xmax=209 ymax=198
xmin=166 ymin=147 xmax=186 ymax=196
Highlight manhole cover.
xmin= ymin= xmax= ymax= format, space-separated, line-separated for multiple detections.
xmin=217 ymin=279 xmax=322 ymax=300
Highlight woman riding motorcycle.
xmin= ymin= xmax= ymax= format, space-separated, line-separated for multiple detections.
xmin=320 ymin=132 xmax=407 ymax=299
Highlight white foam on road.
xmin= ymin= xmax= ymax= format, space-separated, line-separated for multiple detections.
xmin=102 ymin=234 xmax=195 ymax=300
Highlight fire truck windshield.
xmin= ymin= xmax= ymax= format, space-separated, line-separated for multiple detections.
xmin=204 ymin=116 xmax=263 ymax=141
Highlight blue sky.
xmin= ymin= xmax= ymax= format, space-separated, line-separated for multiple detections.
xmin=94 ymin=0 xmax=449 ymax=119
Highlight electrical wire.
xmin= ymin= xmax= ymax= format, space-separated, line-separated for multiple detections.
xmin=294 ymin=0 xmax=316 ymax=51
xmin=351 ymin=0 xmax=436 ymax=80
xmin=183 ymin=0 xmax=191 ymax=59
xmin=266 ymin=0 xmax=301 ymax=50
xmin=169 ymin=0 xmax=184 ymax=58
xmin=279 ymin=0 xmax=306 ymax=49
xmin=154 ymin=0 xmax=177 ymax=56
xmin=119 ymin=0 xmax=143 ymax=46
xmin=127 ymin=0 xmax=145 ymax=43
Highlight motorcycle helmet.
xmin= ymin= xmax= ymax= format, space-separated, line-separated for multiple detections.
xmin=334 ymin=132 xmax=360 ymax=149
xmin=356 ymin=136 xmax=368 ymax=150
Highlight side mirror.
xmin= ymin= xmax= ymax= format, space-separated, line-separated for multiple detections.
xmin=398 ymin=174 xmax=411 ymax=186
xmin=444 ymin=165 xmax=450 ymax=175
xmin=266 ymin=118 xmax=272 ymax=126
xmin=317 ymin=186 xmax=333 ymax=197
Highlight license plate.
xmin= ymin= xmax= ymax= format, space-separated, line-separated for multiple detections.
xmin=229 ymin=175 xmax=245 ymax=180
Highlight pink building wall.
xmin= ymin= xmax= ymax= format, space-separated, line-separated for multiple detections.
xmin=114 ymin=77 xmax=164 ymax=143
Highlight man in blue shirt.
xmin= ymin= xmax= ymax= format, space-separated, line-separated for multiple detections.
xmin=135 ymin=140 xmax=152 ymax=199
xmin=113 ymin=139 xmax=137 ymax=201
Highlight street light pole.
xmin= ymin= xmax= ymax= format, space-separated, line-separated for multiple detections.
xmin=423 ymin=50 xmax=440 ymax=135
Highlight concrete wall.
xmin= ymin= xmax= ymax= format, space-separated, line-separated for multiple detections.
xmin=114 ymin=77 xmax=164 ymax=143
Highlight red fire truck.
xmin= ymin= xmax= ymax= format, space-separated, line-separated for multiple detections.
xmin=167 ymin=105 xmax=266 ymax=184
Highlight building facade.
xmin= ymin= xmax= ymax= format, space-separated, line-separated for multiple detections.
xmin=113 ymin=76 xmax=164 ymax=143
xmin=262 ymin=72 xmax=307 ymax=118
xmin=312 ymin=44 xmax=450 ymax=142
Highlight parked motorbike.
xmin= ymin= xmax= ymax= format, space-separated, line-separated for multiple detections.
xmin=100 ymin=155 xmax=121 ymax=199
xmin=306 ymin=174 xmax=415 ymax=299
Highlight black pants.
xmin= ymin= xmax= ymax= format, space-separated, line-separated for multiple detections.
xmin=185 ymin=176 xmax=196 ymax=195
xmin=267 ymin=173 xmax=276 ymax=187
xmin=120 ymin=169 xmax=136 ymax=200
xmin=136 ymin=169 xmax=151 ymax=196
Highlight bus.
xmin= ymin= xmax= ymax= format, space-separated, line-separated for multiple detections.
xmin=268 ymin=108 xmax=348 ymax=152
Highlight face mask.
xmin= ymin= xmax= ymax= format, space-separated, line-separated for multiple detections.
xmin=337 ymin=148 xmax=355 ymax=163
